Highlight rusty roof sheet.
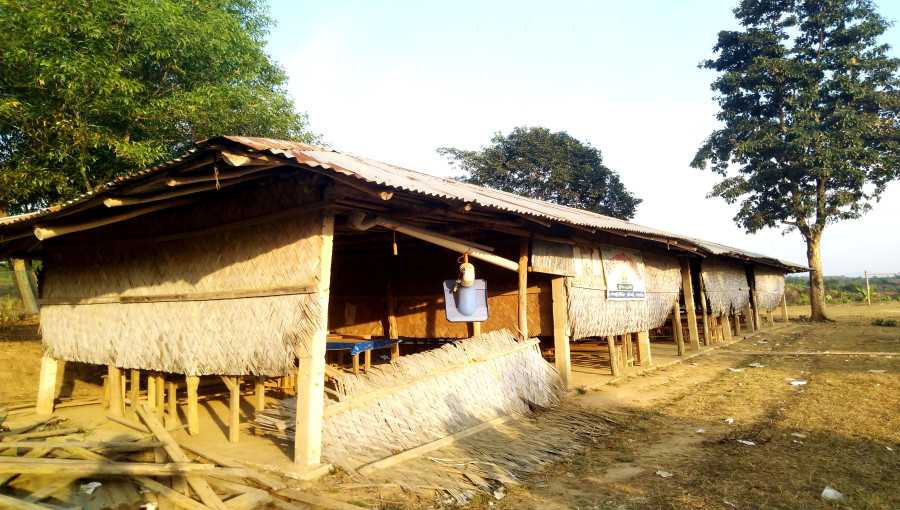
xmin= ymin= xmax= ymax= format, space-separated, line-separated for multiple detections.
xmin=0 ymin=136 xmax=808 ymax=271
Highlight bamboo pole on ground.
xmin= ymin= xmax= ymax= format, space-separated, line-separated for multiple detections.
xmin=518 ymin=238 xmax=528 ymax=339
xmin=36 ymin=356 xmax=58 ymax=415
xmin=551 ymin=277 xmax=571 ymax=391
xmin=679 ymin=258 xmax=700 ymax=350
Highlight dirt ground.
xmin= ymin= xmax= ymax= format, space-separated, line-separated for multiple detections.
xmin=1 ymin=302 xmax=898 ymax=509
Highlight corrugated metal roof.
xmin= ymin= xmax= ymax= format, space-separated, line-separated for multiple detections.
xmin=0 ymin=136 xmax=809 ymax=271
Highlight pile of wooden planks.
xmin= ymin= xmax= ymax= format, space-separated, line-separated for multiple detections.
xmin=0 ymin=403 xmax=363 ymax=510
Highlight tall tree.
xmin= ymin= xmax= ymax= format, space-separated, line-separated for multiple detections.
xmin=439 ymin=127 xmax=642 ymax=220
xmin=0 ymin=0 xmax=316 ymax=215
xmin=691 ymin=0 xmax=900 ymax=321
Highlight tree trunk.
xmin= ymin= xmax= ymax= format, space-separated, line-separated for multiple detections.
xmin=805 ymin=232 xmax=831 ymax=321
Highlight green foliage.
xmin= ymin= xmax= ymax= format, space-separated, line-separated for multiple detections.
xmin=0 ymin=0 xmax=317 ymax=213
xmin=438 ymin=126 xmax=642 ymax=220
xmin=692 ymin=0 xmax=900 ymax=238
xmin=785 ymin=274 xmax=900 ymax=304
xmin=873 ymin=318 xmax=898 ymax=327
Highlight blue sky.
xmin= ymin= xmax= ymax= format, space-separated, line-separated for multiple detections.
xmin=264 ymin=1 xmax=900 ymax=276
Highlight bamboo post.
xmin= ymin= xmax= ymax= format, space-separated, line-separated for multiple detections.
xmin=228 ymin=376 xmax=241 ymax=443
xmin=551 ymin=277 xmax=571 ymax=391
xmin=294 ymin=210 xmax=333 ymax=472
xmin=767 ymin=310 xmax=775 ymax=329
xmin=673 ymin=300 xmax=685 ymax=356
xmin=733 ymin=311 xmax=741 ymax=336
xmin=11 ymin=259 xmax=39 ymax=315
xmin=518 ymin=238 xmax=528 ymax=339
xmin=780 ymin=294 xmax=789 ymax=325
xmin=166 ymin=381 xmax=177 ymax=426
xmin=255 ymin=376 xmax=266 ymax=413
xmin=36 ymin=356 xmax=58 ymax=415
xmin=622 ymin=334 xmax=632 ymax=366
xmin=722 ymin=315 xmax=733 ymax=342
xmin=186 ymin=376 xmax=200 ymax=436
xmin=606 ymin=336 xmax=620 ymax=376
xmin=147 ymin=373 xmax=157 ymax=410
xmin=155 ymin=374 xmax=166 ymax=410
xmin=699 ymin=275 xmax=711 ymax=346
xmin=679 ymin=258 xmax=700 ymax=350
xmin=130 ymin=369 xmax=140 ymax=418
xmin=743 ymin=303 xmax=755 ymax=332
xmin=636 ymin=330 xmax=652 ymax=366
xmin=108 ymin=365 xmax=125 ymax=418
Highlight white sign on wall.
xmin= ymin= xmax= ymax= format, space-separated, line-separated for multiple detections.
xmin=600 ymin=247 xmax=646 ymax=300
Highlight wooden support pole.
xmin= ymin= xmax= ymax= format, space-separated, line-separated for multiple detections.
xmin=147 ymin=372 xmax=157 ymax=410
xmin=606 ymin=336 xmax=620 ymax=376
xmin=155 ymin=374 xmax=166 ymax=410
xmin=294 ymin=210 xmax=333 ymax=472
xmin=622 ymin=334 xmax=633 ymax=366
xmin=636 ymin=330 xmax=652 ymax=366
xmin=255 ymin=376 xmax=266 ymax=413
xmin=733 ymin=311 xmax=741 ymax=336
xmin=227 ymin=376 xmax=241 ymax=443
xmin=780 ymin=294 xmax=789 ymax=325
xmin=129 ymin=370 xmax=140 ymax=417
xmin=679 ymin=258 xmax=700 ymax=351
xmin=186 ymin=375 xmax=199 ymax=436
xmin=673 ymin=300 xmax=685 ymax=357
xmin=364 ymin=350 xmax=372 ymax=371
xmin=166 ymin=380 xmax=177 ymax=426
xmin=749 ymin=276 xmax=761 ymax=330
xmin=699 ymin=275 xmax=711 ymax=346
xmin=722 ymin=315 xmax=733 ymax=342
xmin=767 ymin=310 xmax=775 ymax=329
xmin=518 ymin=238 xmax=528 ymax=339
xmin=551 ymin=277 xmax=571 ymax=391
xmin=11 ymin=259 xmax=39 ymax=315
xmin=107 ymin=365 xmax=125 ymax=417
xmin=35 ymin=356 xmax=58 ymax=415
xmin=743 ymin=303 xmax=755 ymax=332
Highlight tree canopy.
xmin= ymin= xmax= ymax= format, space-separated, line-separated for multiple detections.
xmin=439 ymin=127 xmax=642 ymax=220
xmin=691 ymin=0 xmax=900 ymax=320
xmin=0 ymin=0 xmax=316 ymax=214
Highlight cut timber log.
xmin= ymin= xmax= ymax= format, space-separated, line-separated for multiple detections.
xmin=0 ymin=457 xmax=249 ymax=477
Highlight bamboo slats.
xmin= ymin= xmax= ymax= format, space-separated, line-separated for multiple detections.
xmin=701 ymin=258 xmax=751 ymax=318
xmin=755 ymin=266 xmax=786 ymax=312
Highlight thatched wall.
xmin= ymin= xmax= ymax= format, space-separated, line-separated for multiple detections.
xmin=567 ymin=245 xmax=680 ymax=339
xmin=754 ymin=266 xmax=786 ymax=312
xmin=40 ymin=178 xmax=330 ymax=376
xmin=701 ymin=258 xmax=750 ymax=317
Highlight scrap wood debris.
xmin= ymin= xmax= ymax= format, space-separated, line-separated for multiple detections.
xmin=0 ymin=404 xmax=348 ymax=510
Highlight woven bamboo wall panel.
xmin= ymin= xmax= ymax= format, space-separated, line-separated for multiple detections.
xmin=567 ymin=250 xmax=680 ymax=338
xmin=701 ymin=258 xmax=750 ymax=317
xmin=40 ymin=179 xmax=329 ymax=375
xmin=41 ymin=293 xmax=323 ymax=376
xmin=328 ymin=296 xmax=386 ymax=336
xmin=755 ymin=266 xmax=786 ymax=312
xmin=531 ymin=239 xmax=574 ymax=275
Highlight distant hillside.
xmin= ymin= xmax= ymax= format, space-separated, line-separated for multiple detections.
xmin=785 ymin=274 xmax=900 ymax=305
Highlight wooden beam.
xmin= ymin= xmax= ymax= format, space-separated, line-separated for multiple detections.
xmin=636 ymin=330 xmax=652 ymax=366
xmin=132 ymin=476 xmax=211 ymax=510
xmin=679 ymin=258 xmax=700 ymax=351
xmin=673 ymin=300 xmax=685 ymax=356
xmin=749 ymin=273 xmax=761 ymax=330
xmin=255 ymin=377 xmax=266 ymax=413
xmin=33 ymin=198 xmax=197 ymax=241
xmin=357 ymin=415 xmax=513 ymax=476
xmin=743 ymin=303 xmax=755 ymax=332
xmin=35 ymin=356 xmax=58 ymax=416
xmin=294 ymin=210 xmax=333 ymax=471
xmin=178 ymin=442 xmax=287 ymax=491
xmin=22 ymin=477 xmax=77 ymax=504
xmin=0 ymin=493 xmax=51 ymax=510
xmin=108 ymin=365 xmax=125 ymax=417
xmin=275 ymin=489 xmax=367 ymax=510
xmin=722 ymin=315 xmax=733 ymax=342
xmin=733 ymin=311 xmax=742 ymax=336
xmin=551 ymin=277 xmax=571 ymax=391
xmin=186 ymin=376 xmax=200 ymax=436
xmin=39 ymin=284 xmax=318 ymax=306
xmin=767 ymin=310 xmax=776 ymax=329
xmin=136 ymin=403 xmax=228 ymax=510
xmin=156 ymin=374 xmax=166 ymax=410
xmin=0 ymin=457 xmax=248 ymax=477
xmin=699 ymin=274 xmax=711 ymax=346
xmin=518 ymin=238 xmax=529 ymax=339
xmin=1 ymin=441 xmax=163 ymax=451
xmin=167 ymin=380 xmax=178 ymax=426
xmin=130 ymin=369 xmax=141 ymax=419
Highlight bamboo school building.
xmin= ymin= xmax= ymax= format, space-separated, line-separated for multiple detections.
xmin=0 ymin=136 xmax=806 ymax=478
